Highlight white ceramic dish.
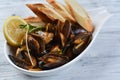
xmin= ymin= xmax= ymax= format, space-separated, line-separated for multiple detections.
xmin=4 ymin=2 xmax=112 ymax=77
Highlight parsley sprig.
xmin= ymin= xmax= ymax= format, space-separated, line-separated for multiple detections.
xmin=19 ymin=24 xmax=42 ymax=32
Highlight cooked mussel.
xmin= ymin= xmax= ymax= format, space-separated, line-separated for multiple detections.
xmin=15 ymin=46 xmax=37 ymax=67
xmin=52 ymin=20 xmax=63 ymax=46
xmin=62 ymin=20 xmax=71 ymax=40
xmin=62 ymin=32 xmax=92 ymax=59
xmin=60 ymin=20 xmax=71 ymax=46
xmin=38 ymin=53 xmax=68 ymax=70
xmin=9 ymin=55 xmax=36 ymax=70
xmin=30 ymin=33 xmax=45 ymax=53
xmin=71 ymin=22 xmax=87 ymax=35
xmin=72 ymin=32 xmax=92 ymax=55
xmin=22 ymin=33 xmax=45 ymax=56
xmin=28 ymin=35 xmax=41 ymax=54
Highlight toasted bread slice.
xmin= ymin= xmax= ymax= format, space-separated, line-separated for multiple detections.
xmin=35 ymin=4 xmax=65 ymax=22
xmin=24 ymin=16 xmax=45 ymax=27
xmin=26 ymin=4 xmax=52 ymax=22
xmin=64 ymin=0 xmax=94 ymax=32
xmin=24 ymin=16 xmax=42 ymax=23
xmin=46 ymin=0 xmax=75 ymax=22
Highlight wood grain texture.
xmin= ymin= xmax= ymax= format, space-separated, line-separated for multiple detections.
xmin=0 ymin=0 xmax=120 ymax=80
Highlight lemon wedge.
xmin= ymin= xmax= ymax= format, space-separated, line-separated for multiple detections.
xmin=3 ymin=16 xmax=27 ymax=46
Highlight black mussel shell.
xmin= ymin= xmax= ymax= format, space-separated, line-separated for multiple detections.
xmin=38 ymin=54 xmax=68 ymax=70
xmin=62 ymin=20 xmax=71 ymax=40
xmin=60 ymin=20 xmax=72 ymax=47
xmin=71 ymin=22 xmax=87 ymax=35
xmin=9 ymin=55 xmax=32 ymax=70
xmin=72 ymin=33 xmax=92 ymax=55
xmin=30 ymin=33 xmax=45 ymax=55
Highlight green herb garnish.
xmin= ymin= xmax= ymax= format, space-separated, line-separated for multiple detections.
xmin=19 ymin=24 xmax=42 ymax=32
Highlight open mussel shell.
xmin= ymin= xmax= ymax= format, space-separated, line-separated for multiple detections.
xmin=62 ymin=32 xmax=92 ymax=59
xmin=45 ymin=20 xmax=71 ymax=48
xmin=51 ymin=20 xmax=72 ymax=47
xmin=72 ymin=32 xmax=92 ymax=55
xmin=54 ymin=20 xmax=63 ymax=45
xmin=38 ymin=53 xmax=68 ymax=70
xmin=27 ymin=35 xmax=41 ymax=55
xmin=30 ymin=33 xmax=45 ymax=53
xmin=63 ymin=46 xmax=75 ymax=60
xmin=15 ymin=46 xmax=37 ymax=67
xmin=22 ymin=33 xmax=46 ymax=55
xmin=9 ymin=55 xmax=33 ymax=70
xmin=62 ymin=20 xmax=71 ymax=40
xmin=52 ymin=19 xmax=63 ymax=33
xmin=71 ymin=22 xmax=87 ymax=35
xmin=60 ymin=20 xmax=71 ymax=47
xmin=45 ymin=23 xmax=55 ymax=32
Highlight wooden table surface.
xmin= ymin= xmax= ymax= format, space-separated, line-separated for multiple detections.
xmin=0 ymin=0 xmax=120 ymax=80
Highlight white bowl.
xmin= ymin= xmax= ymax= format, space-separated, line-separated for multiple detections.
xmin=4 ymin=5 xmax=112 ymax=77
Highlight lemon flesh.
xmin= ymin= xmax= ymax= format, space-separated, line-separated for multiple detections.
xmin=3 ymin=16 xmax=27 ymax=46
